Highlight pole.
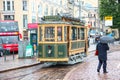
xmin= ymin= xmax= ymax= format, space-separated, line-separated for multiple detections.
xmin=73 ymin=1 xmax=74 ymax=17
xmin=79 ymin=0 xmax=81 ymax=20
xmin=0 ymin=10 xmax=1 ymax=20
xmin=98 ymin=0 xmax=100 ymax=32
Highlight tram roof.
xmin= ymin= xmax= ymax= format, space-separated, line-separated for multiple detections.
xmin=39 ymin=21 xmax=84 ymax=26
xmin=39 ymin=21 xmax=70 ymax=24
xmin=40 ymin=15 xmax=85 ymax=26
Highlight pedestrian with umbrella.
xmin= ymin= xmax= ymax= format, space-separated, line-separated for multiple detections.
xmin=96 ymin=36 xmax=114 ymax=73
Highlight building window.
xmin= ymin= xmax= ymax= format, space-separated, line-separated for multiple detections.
xmin=38 ymin=4 xmax=42 ymax=16
xmin=60 ymin=0 xmax=62 ymax=5
xmin=23 ymin=0 xmax=27 ymax=11
xmin=50 ymin=7 xmax=53 ymax=15
xmin=44 ymin=5 xmax=48 ymax=15
xmin=3 ymin=0 xmax=14 ymax=11
xmin=32 ymin=16 xmax=36 ymax=23
xmin=91 ymin=22 xmax=92 ymax=27
xmin=23 ymin=15 xmax=28 ymax=28
xmin=55 ymin=9 xmax=58 ymax=15
xmin=12 ymin=1 xmax=14 ymax=10
xmin=4 ymin=15 xmax=14 ymax=20
xmin=7 ymin=1 xmax=10 ymax=11
xmin=3 ymin=1 xmax=5 ymax=11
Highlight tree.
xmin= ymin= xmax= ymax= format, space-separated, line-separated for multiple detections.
xmin=99 ymin=0 xmax=120 ymax=39
xmin=99 ymin=0 xmax=115 ymax=20
xmin=99 ymin=0 xmax=120 ymax=28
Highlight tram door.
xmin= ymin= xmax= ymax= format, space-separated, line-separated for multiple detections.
xmin=30 ymin=33 xmax=37 ymax=54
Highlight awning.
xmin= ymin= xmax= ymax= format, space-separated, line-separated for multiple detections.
xmin=28 ymin=23 xmax=38 ymax=29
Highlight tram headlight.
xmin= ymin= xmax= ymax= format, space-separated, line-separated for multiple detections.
xmin=48 ymin=45 xmax=52 ymax=54
xmin=48 ymin=49 xmax=52 ymax=54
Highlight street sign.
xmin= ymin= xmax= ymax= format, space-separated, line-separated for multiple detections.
xmin=105 ymin=16 xmax=112 ymax=20
xmin=105 ymin=16 xmax=113 ymax=26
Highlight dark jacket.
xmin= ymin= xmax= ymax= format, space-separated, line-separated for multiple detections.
xmin=96 ymin=43 xmax=109 ymax=61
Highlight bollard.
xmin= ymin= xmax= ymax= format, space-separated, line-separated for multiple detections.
xmin=12 ymin=48 xmax=14 ymax=60
xmin=3 ymin=49 xmax=10 ymax=61
xmin=4 ymin=49 xmax=6 ymax=61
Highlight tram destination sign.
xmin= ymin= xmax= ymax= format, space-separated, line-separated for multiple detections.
xmin=43 ymin=16 xmax=62 ymax=21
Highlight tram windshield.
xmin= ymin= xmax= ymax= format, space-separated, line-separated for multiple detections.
xmin=45 ymin=27 xmax=55 ymax=41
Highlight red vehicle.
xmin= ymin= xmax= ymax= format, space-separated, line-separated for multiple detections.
xmin=0 ymin=20 xmax=21 ymax=52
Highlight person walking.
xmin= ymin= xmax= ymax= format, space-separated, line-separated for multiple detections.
xmin=96 ymin=42 xmax=109 ymax=73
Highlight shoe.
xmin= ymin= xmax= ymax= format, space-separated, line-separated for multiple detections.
xmin=97 ymin=69 xmax=100 ymax=72
xmin=103 ymin=71 xmax=108 ymax=73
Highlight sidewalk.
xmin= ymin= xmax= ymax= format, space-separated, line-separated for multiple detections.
xmin=0 ymin=55 xmax=40 ymax=73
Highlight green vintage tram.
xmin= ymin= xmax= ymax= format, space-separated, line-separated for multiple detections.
xmin=37 ymin=15 xmax=88 ymax=64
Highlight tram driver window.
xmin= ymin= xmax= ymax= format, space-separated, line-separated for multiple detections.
xmin=71 ymin=27 xmax=77 ymax=40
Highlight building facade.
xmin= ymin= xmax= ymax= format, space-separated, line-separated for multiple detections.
xmin=67 ymin=0 xmax=101 ymax=36
xmin=0 ymin=0 xmax=100 ymax=40
xmin=0 ymin=0 xmax=68 ymax=40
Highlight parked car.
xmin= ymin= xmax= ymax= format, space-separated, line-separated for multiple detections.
xmin=0 ymin=38 xmax=3 ymax=57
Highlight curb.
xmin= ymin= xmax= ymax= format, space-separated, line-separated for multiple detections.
xmin=0 ymin=62 xmax=41 ymax=73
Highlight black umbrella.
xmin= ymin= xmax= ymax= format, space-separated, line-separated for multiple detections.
xmin=100 ymin=36 xmax=115 ymax=43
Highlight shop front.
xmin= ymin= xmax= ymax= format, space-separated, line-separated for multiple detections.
xmin=28 ymin=23 xmax=38 ymax=55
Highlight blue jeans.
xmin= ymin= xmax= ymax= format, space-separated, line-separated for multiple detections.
xmin=97 ymin=59 xmax=107 ymax=72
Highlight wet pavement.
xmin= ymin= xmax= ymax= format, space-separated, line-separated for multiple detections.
xmin=64 ymin=51 xmax=120 ymax=80
xmin=0 ymin=41 xmax=120 ymax=80
xmin=0 ymin=43 xmax=96 ymax=73
xmin=0 ymin=55 xmax=40 ymax=73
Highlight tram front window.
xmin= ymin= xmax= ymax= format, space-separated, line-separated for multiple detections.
xmin=45 ymin=27 xmax=55 ymax=41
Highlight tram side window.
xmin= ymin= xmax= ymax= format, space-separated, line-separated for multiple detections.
xmin=64 ymin=27 xmax=67 ymax=41
xmin=45 ymin=27 xmax=55 ymax=41
xmin=80 ymin=28 xmax=85 ymax=40
xmin=57 ymin=27 xmax=62 ymax=41
xmin=39 ymin=27 xmax=42 ymax=41
xmin=71 ymin=27 xmax=77 ymax=40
